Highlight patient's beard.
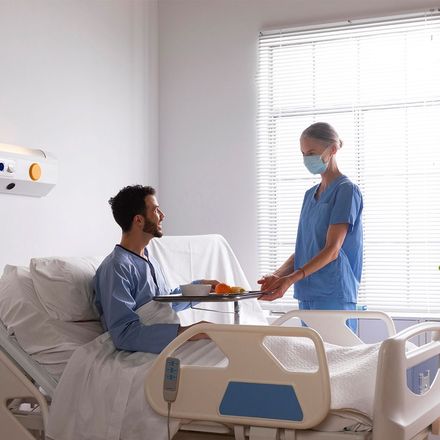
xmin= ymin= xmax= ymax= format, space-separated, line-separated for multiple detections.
xmin=143 ymin=218 xmax=163 ymax=238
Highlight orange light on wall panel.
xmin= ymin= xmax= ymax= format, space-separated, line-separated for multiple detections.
xmin=29 ymin=163 xmax=42 ymax=181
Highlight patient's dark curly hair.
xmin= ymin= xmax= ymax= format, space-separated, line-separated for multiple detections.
xmin=109 ymin=185 xmax=156 ymax=232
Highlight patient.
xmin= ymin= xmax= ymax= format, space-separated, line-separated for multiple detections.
xmin=94 ymin=185 xmax=217 ymax=353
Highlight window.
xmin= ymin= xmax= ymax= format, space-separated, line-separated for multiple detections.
xmin=257 ymin=12 xmax=440 ymax=313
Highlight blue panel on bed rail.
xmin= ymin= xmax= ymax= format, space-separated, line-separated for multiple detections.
xmin=219 ymin=381 xmax=303 ymax=421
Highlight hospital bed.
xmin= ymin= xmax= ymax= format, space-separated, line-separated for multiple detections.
xmin=146 ymin=311 xmax=440 ymax=440
xmin=0 ymin=234 xmax=439 ymax=440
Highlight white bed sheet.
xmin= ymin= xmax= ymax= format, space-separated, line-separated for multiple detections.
xmin=149 ymin=235 xmax=267 ymax=326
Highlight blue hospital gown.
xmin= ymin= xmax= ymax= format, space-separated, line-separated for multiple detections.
xmin=94 ymin=245 xmax=189 ymax=353
xmin=294 ymin=175 xmax=363 ymax=304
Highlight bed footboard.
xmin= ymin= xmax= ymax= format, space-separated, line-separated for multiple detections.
xmin=373 ymin=322 xmax=440 ymax=440
xmin=272 ymin=310 xmax=396 ymax=347
xmin=145 ymin=323 xmax=330 ymax=431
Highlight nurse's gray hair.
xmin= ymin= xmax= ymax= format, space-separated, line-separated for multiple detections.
xmin=301 ymin=122 xmax=343 ymax=149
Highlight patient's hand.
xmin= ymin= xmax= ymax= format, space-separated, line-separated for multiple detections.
xmin=178 ymin=321 xmax=211 ymax=341
xmin=198 ymin=279 xmax=220 ymax=292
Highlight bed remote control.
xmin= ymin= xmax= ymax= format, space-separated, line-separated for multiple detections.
xmin=163 ymin=357 xmax=180 ymax=402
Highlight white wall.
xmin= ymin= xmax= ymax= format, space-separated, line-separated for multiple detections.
xmin=158 ymin=0 xmax=440 ymax=287
xmin=0 ymin=0 xmax=158 ymax=270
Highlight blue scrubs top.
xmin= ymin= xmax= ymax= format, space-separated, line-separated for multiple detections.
xmin=94 ymin=245 xmax=189 ymax=354
xmin=294 ymin=175 xmax=363 ymax=303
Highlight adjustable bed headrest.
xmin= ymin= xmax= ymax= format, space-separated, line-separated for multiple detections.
xmin=0 ymin=264 xmax=104 ymax=379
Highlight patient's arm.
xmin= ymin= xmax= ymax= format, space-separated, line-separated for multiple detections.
xmin=98 ymin=264 xmax=180 ymax=353
xmin=178 ymin=322 xmax=211 ymax=341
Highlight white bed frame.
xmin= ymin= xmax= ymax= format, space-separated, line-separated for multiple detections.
xmin=0 ymin=339 xmax=49 ymax=439
xmin=1 ymin=310 xmax=440 ymax=439
xmin=145 ymin=310 xmax=440 ymax=440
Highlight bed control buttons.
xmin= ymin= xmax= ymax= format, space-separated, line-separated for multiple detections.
xmin=163 ymin=357 xmax=180 ymax=402
xmin=0 ymin=163 xmax=4 ymax=172
xmin=7 ymin=163 xmax=15 ymax=173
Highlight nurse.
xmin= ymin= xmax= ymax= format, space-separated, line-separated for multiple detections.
xmin=258 ymin=122 xmax=363 ymax=316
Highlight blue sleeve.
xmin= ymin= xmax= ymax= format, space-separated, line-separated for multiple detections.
xmin=170 ymin=285 xmax=201 ymax=311
xmin=156 ymin=265 xmax=192 ymax=312
xmin=329 ymin=183 xmax=363 ymax=232
xmin=98 ymin=264 xmax=179 ymax=354
xmin=171 ymin=286 xmax=191 ymax=312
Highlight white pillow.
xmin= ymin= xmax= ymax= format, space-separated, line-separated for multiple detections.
xmin=0 ymin=265 xmax=103 ymax=378
xmin=30 ymin=256 xmax=102 ymax=322
xmin=0 ymin=265 xmax=47 ymax=333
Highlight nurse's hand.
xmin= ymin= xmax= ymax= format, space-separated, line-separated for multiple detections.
xmin=259 ymin=272 xmax=302 ymax=301
xmin=257 ymin=274 xmax=280 ymax=291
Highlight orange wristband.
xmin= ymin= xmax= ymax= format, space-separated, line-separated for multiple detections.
xmin=297 ymin=267 xmax=306 ymax=280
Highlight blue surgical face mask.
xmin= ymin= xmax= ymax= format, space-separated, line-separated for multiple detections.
xmin=303 ymin=154 xmax=328 ymax=174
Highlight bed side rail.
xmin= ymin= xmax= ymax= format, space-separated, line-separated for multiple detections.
xmin=0 ymin=350 xmax=49 ymax=439
xmin=272 ymin=310 xmax=396 ymax=346
xmin=145 ymin=323 xmax=330 ymax=430
xmin=0 ymin=320 xmax=57 ymax=397
xmin=373 ymin=321 xmax=440 ymax=440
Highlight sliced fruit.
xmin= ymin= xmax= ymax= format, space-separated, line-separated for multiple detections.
xmin=230 ymin=286 xmax=246 ymax=293
xmin=215 ymin=283 xmax=232 ymax=294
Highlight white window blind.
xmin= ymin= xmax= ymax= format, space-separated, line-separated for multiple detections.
xmin=257 ymin=12 xmax=440 ymax=313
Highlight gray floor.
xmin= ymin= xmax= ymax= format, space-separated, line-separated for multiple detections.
xmin=174 ymin=432 xmax=234 ymax=440
xmin=173 ymin=430 xmax=439 ymax=440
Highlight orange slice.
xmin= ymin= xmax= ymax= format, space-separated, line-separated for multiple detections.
xmin=215 ymin=283 xmax=232 ymax=294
